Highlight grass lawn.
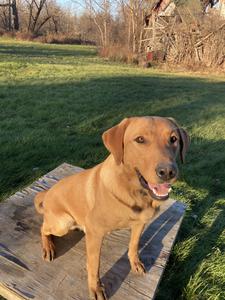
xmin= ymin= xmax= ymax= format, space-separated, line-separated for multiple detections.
xmin=0 ymin=37 xmax=225 ymax=300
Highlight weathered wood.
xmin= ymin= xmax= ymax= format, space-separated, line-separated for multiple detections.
xmin=0 ymin=163 xmax=186 ymax=300
xmin=195 ymin=22 xmax=225 ymax=47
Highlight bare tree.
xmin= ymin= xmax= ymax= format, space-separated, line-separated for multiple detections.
xmin=24 ymin=0 xmax=51 ymax=33
xmin=115 ymin=0 xmax=153 ymax=52
xmin=82 ymin=0 xmax=112 ymax=46
xmin=0 ymin=0 xmax=19 ymax=30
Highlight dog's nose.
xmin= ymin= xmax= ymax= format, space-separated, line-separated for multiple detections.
xmin=156 ymin=163 xmax=178 ymax=181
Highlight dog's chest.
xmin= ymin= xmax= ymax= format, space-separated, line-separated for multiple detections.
xmin=129 ymin=205 xmax=157 ymax=223
xmin=129 ymin=190 xmax=159 ymax=223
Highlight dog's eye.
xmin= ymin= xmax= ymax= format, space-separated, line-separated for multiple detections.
xmin=135 ymin=136 xmax=145 ymax=144
xmin=170 ymin=135 xmax=177 ymax=144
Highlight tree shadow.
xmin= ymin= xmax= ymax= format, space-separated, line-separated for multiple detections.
xmin=1 ymin=74 xmax=224 ymax=198
xmin=0 ymin=72 xmax=225 ymax=298
xmin=155 ymin=137 xmax=225 ymax=299
xmin=0 ymin=44 xmax=96 ymax=58
xmin=156 ymin=198 xmax=225 ymax=299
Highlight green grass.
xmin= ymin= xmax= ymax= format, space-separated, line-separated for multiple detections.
xmin=0 ymin=37 xmax=225 ymax=300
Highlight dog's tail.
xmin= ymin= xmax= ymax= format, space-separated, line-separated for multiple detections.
xmin=34 ymin=191 xmax=47 ymax=214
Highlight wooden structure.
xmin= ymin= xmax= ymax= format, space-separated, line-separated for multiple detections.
xmin=140 ymin=0 xmax=202 ymax=54
xmin=0 ymin=163 xmax=186 ymax=300
xmin=140 ymin=0 xmax=177 ymax=54
xmin=139 ymin=0 xmax=225 ymax=55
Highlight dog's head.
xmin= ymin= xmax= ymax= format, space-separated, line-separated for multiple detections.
xmin=102 ymin=116 xmax=190 ymax=201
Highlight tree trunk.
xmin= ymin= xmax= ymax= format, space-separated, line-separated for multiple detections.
xmin=52 ymin=16 xmax=58 ymax=33
xmin=27 ymin=0 xmax=34 ymax=32
xmin=12 ymin=0 xmax=19 ymax=30
xmin=103 ymin=18 xmax=107 ymax=47
xmin=93 ymin=16 xmax=104 ymax=46
xmin=31 ymin=0 xmax=46 ymax=33
xmin=35 ymin=15 xmax=51 ymax=33
xmin=8 ymin=0 xmax=12 ymax=30
xmin=131 ymin=11 xmax=136 ymax=52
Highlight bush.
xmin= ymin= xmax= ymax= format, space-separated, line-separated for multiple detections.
xmin=15 ymin=31 xmax=35 ymax=41
xmin=99 ymin=44 xmax=138 ymax=64
xmin=35 ymin=33 xmax=95 ymax=45
xmin=166 ymin=16 xmax=225 ymax=69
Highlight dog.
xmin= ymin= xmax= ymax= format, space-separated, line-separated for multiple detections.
xmin=34 ymin=116 xmax=190 ymax=300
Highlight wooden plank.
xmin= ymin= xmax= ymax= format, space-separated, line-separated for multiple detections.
xmin=0 ymin=163 xmax=186 ymax=300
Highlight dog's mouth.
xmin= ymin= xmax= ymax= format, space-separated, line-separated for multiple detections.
xmin=135 ymin=168 xmax=172 ymax=201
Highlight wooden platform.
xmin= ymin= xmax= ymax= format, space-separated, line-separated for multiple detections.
xmin=0 ymin=163 xmax=186 ymax=300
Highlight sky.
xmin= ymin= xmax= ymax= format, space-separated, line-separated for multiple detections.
xmin=56 ymin=0 xmax=86 ymax=15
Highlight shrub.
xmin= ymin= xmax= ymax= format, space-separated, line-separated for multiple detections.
xmin=99 ymin=44 xmax=138 ymax=64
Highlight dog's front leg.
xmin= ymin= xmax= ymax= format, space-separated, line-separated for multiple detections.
xmin=86 ymin=230 xmax=107 ymax=300
xmin=128 ymin=223 xmax=146 ymax=275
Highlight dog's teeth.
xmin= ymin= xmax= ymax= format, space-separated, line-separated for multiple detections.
xmin=150 ymin=187 xmax=169 ymax=198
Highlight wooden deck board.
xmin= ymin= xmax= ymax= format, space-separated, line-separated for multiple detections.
xmin=0 ymin=163 xmax=186 ymax=300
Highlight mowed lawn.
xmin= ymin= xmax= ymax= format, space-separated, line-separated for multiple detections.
xmin=0 ymin=38 xmax=225 ymax=300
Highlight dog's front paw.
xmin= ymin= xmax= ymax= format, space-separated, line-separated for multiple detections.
xmin=42 ymin=240 xmax=55 ymax=262
xmin=130 ymin=257 xmax=146 ymax=275
xmin=89 ymin=284 xmax=107 ymax=300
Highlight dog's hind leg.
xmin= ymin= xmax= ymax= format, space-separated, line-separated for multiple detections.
xmin=40 ymin=212 xmax=77 ymax=261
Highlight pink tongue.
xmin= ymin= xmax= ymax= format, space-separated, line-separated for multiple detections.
xmin=148 ymin=183 xmax=171 ymax=195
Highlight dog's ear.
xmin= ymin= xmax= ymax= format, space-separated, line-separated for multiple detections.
xmin=167 ymin=117 xmax=190 ymax=163
xmin=102 ymin=118 xmax=130 ymax=165
xmin=178 ymin=127 xmax=190 ymax=163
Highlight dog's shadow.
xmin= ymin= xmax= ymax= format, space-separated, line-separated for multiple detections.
xmin=101 ymin=202 xmax=184 ymax=298
xmin=53 ymin=229 xmax=85 ymax=258
xmin=50 ymin=202 xmax=183 ymax=298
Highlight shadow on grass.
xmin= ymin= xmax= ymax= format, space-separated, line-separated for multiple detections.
xmin=155 ymin=137 xmax=225 ymax=299
xmin=158 ymin=200 xmax=225 ymax=300
xmin=0 ymin=43 xmax=96 ymax=58
xmin=0 ymin=74 xmax=225 ymax=299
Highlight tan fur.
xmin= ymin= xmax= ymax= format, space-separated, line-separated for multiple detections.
xmin=34 ymin=191 xmax=47 ymax=214
xmin=34 ymin=116 xmax=189 ymax=300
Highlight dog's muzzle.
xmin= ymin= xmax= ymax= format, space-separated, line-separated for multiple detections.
xmin=135 ymin=168 xmax=172 ymax=201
